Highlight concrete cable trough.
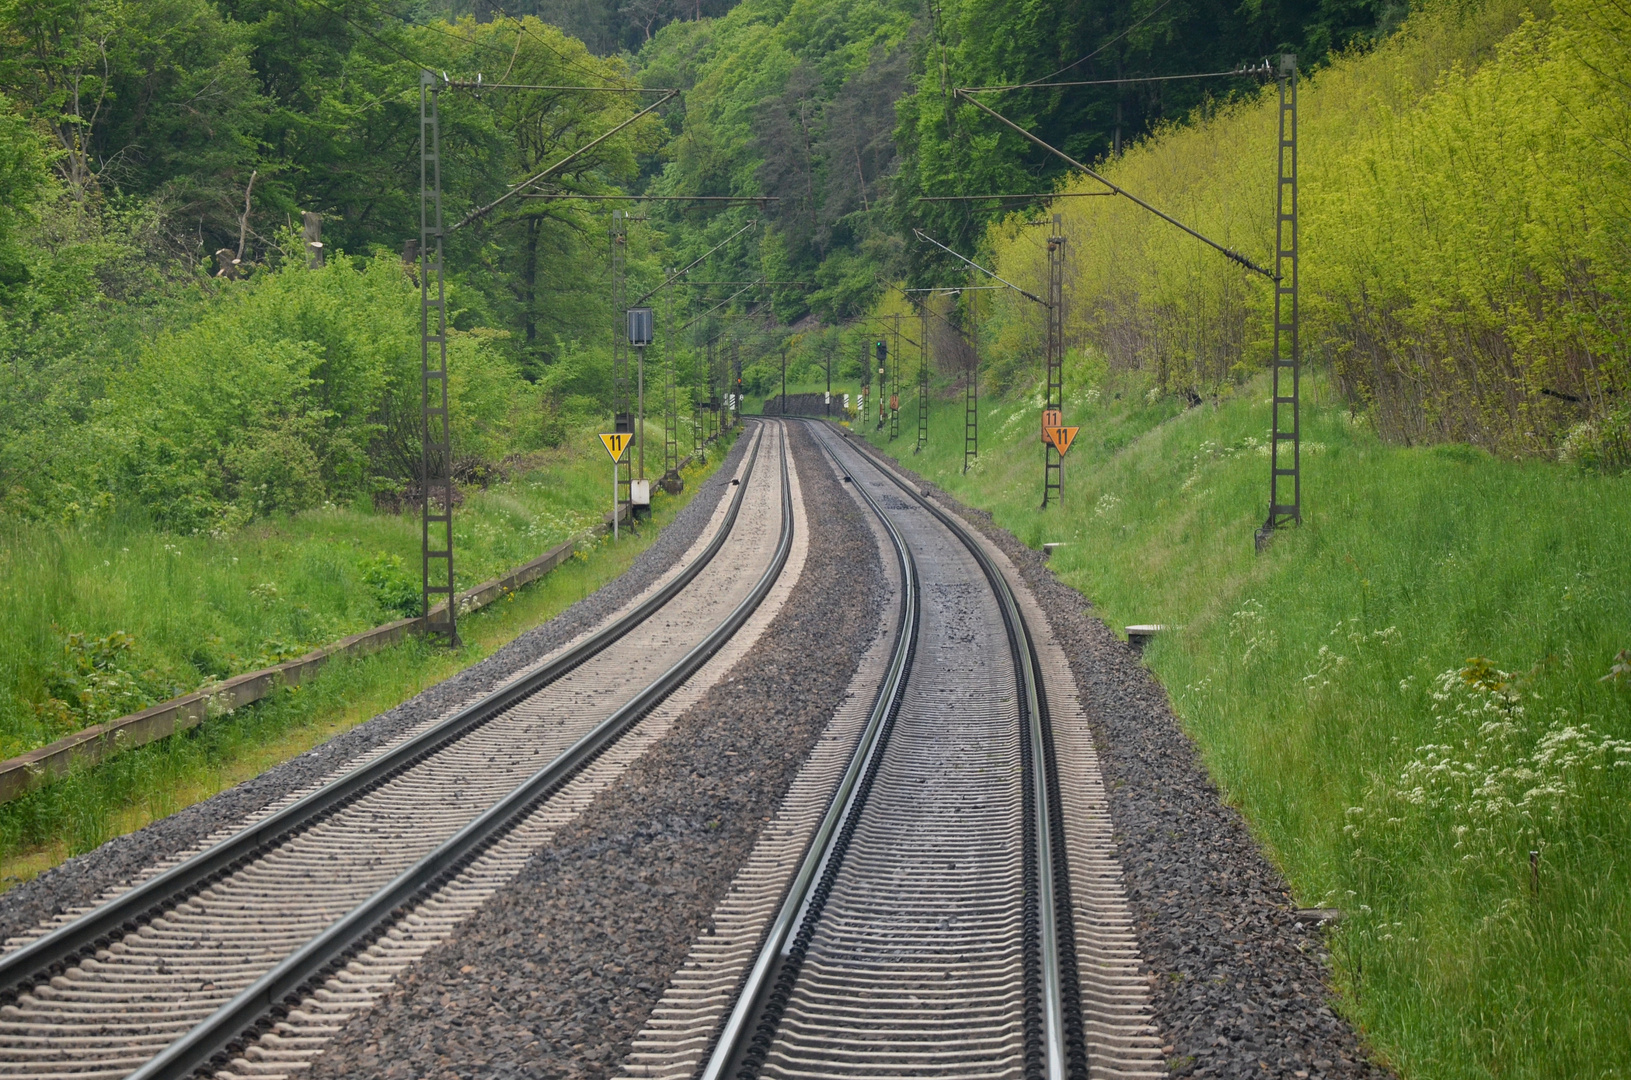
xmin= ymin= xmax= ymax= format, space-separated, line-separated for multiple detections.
xmin=0 ymin=422 xmax=797 ymax=1080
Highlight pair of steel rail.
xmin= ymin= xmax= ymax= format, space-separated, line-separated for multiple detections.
xmin=0 ymin=422 xmax=791 ymax=1080
xmin=700 ymin=419 xmax=1085 ymax=1080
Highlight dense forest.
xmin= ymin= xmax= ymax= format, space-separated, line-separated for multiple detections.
xmin=0 ymin=0 xmax=1432 ymax=531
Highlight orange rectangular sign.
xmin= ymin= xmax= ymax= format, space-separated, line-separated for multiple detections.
xmin=1041 ymin=409 xmax=1062 ymax=443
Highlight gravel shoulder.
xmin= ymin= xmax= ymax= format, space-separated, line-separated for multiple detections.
xmin=307 ymin=421 xmax=886 ymax=1080
xmin=842 ymin=432 xmax=1391 ymax=1080
xmin=0 ymin=433 xmax=750 ymax=948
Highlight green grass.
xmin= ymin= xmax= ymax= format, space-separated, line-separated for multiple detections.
xmin=0 ymin=427 xmax=735 ymax=887
xmin=0 ymin=421 xmax=683 ymax=758
xmin=860 ymin=369 xmax=1631 ymax=1080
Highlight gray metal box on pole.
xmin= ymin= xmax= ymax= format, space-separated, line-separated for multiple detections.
xmin=628 ymin=307 xmax=654 ymax=346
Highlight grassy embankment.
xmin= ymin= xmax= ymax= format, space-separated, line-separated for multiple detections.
xmin=0 ymin=425 xmax=732 ymax=887
xmin=859 ymin=374 xmax=1630 ymax=1079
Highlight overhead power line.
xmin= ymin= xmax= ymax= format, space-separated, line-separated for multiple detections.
xmin=952 ymin=90 xmax=1273 ymax=278
xmin=522 ymin=194 xmax=777 ymax=202
xmin=452 ymin=90 xmax=678 ymax=231
xmin=1023 ymin=0 xmax=1177 ymax=87
xmin=444 ymin=80 xmax=675 ymax=92
xmin=913 ymin=229 xmax=1045 ymax=306
xmin=961 ymin=61 xmax=1273 ymax=94
xmin=902 ymin=285 xmax=1010 ymax=291
xmin=290 ymin=0 xmax=436 ymax=71
xmin=916 ymin=192 xmax=1113 ymax=202
xmin=331 ymin=0 xmax=644 ymax=90
xmin=681 ymin=281 xmax=772 ymax=331
xmin=632 ymin=219 xmax=759 ymax=306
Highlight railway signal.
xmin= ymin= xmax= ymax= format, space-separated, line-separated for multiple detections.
xmin=600 ymin=432 xmax=632 ymax=540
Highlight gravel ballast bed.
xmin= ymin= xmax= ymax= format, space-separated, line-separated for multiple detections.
xmin=308 ymin=422 xmax=886 ymax=1080
xmin=843 ymin=434 xmax=1390 ymax=1080
xmin=0 ymin=433 xmax=749 ymax=948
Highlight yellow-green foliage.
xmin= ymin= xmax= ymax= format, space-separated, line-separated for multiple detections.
xmin=981 ymin=0 xmax=1629 ymax=461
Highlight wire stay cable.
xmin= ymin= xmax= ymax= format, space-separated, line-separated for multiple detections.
xmin=451 ymin=90 xmax=677 ymax=232
xmin=913 ymin=229 xmax=1046 ymax=305
xmin=953 ymin=91 xmax=1274 ymax=279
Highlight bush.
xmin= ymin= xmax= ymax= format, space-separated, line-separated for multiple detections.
xmin=35 ymin=628 xmax=179 ymax=735
xmin=93 ymin=253 xmax=538 ymax=531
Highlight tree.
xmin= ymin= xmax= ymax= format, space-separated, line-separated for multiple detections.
xmin=0 ymin=0 xmax=265 ymax=237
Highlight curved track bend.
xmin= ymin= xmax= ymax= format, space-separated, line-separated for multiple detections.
xmin=0 ymin=420 xmax=796 ymax=1080
xmin=695 ymin=421 xmax=1087 ymax=1080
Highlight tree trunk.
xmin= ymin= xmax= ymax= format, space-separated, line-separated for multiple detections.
xmin=524 ymin=215 xmax=540 ymax=348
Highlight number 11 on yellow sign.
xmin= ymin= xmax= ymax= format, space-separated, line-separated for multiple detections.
xmin=599 ymin=433 xmax=632 ymax=540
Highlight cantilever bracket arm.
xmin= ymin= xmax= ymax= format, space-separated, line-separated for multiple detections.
xmin=952 ymin=90 xmax=1275 ymax=280
xmin=452 ymin=89 xmax=678 ymax=232
xmin=632 ymin=219 xmax=759 ymax=306
xmin=913 ymin=229 xmax=1046 ymax=306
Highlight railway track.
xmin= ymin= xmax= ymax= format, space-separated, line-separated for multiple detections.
xmin=0 ymin=420 xmax=797 ymax=1080
xmin=625 ymin=419 xmax=1160 ymax=1080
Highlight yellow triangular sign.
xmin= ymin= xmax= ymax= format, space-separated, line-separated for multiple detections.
xmin=1045 ymin=426 xmax=1079 ymax=456
xmin=599 ymin=432 xmax=631 ymax=461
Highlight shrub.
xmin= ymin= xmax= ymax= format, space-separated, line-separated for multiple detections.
xmin=359 ymin=552 xmax=422 ymax=619
xmin=95 ymin=253 xmax=538 ymax=531
xmin=980 ymin=0 xmax=1631 ymax=460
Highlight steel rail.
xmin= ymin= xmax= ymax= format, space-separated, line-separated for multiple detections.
xmin=0 ymin=426 xmax=768 ymax=1004
xmin=701 ymin=419 xmax=1079 ymax=1080
xmin=126 ymin=421 xmax=796 ymax=1080
xmin=834 ymin=424 xmax=1079 ymax=1080
xmin=699 ymin=422 xmax=920 ymax=1080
